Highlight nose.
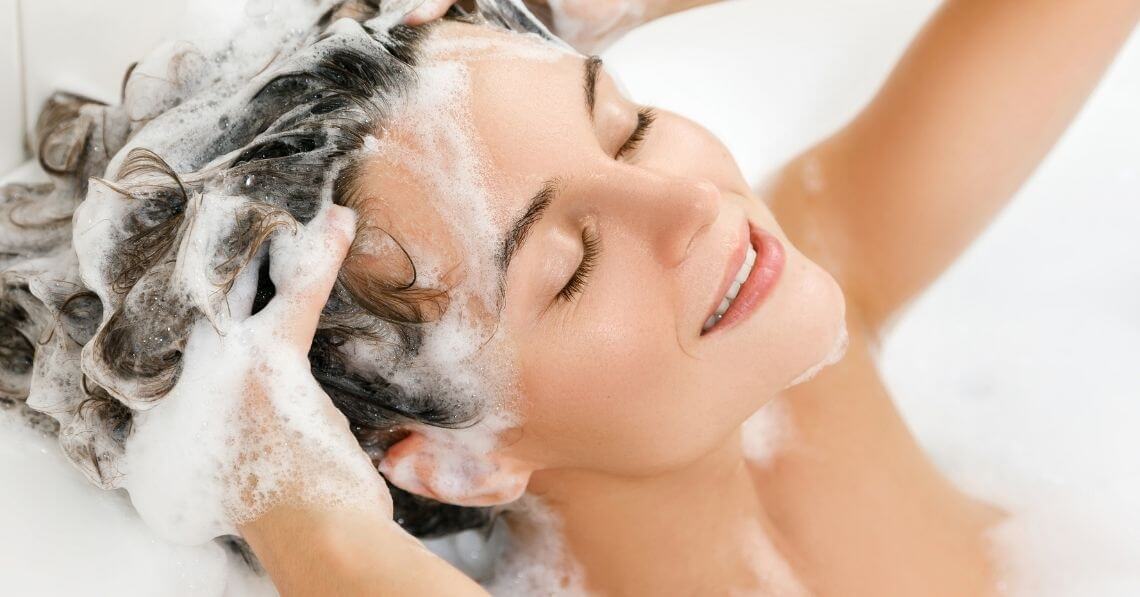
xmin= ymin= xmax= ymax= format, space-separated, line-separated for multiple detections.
xmin=618 ymin=171 xmax=720 ymax=268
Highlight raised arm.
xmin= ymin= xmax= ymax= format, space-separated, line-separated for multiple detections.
xmin=767 ymin=0 xmax=1140 ymax=337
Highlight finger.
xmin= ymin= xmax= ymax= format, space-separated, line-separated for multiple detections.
xmin=224 ymin=245 xmax=265 ymax=325
xmin=259 ymin=204 xmax=357 ymax=347
xmin=402 ymin=0 xmax=456 ymax=25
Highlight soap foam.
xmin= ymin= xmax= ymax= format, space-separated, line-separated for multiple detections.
xmin=425 ymin=32 xmax=577 ymax=63
xmin=740 ymin=397 xmax=795 ymax=466
xmin=735 ymin=519 xmax=811 ymax=597
xmin=122 ymin=206 xmax=389 ymax=545
xmin=486 ymin=496 xmax=589 ymax=596
xmin=0 ymin=408 xmax=274 ymax=595
xmin=357 ymin=43 xmax=540 ymax=477
xmin=545 ymin=0 xmax=644 ymax=53
xmin=785 ymin=321 xmax=848 ymax=388
xmin=10 ymin=0 xmax=543 ymax=550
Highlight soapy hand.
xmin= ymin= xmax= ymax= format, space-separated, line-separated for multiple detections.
xmin=536 ymin=0 xmax=661 ymax=53
xmin=403 ymin=0 xmax=693 ymax=53
xmin=120 ymin=205 xmax=392 ymax=545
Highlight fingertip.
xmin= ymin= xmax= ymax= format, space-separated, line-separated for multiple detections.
xmin=401 ymin=0 xmax=445 ymax=25
xmin=325 ymin=205 xmax=358 ymax=251
xmin=265 ymin=220 xmax=300 ymax=261
xmin=328 ymin=203 xmax=357 ymax=226
xmin=263 ymin=207 xmax=351 ymax=310
xmin=401 ymin=5 xmax=426 ymax=25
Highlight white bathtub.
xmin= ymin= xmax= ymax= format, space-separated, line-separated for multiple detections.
xmin=2 ymin=1 xmax=1138 ymax=594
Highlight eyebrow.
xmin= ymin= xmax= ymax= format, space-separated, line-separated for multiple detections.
xmin=500 ymin=179 xmax=559 ymax=272
xmin=585 ymin=55 xmax=602 ymax=118
xmin=497 ymin=57 xmax=600 ymax=273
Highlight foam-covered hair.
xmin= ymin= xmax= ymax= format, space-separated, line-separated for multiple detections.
xmin=0 ymin=0 xmax=560 ymax=539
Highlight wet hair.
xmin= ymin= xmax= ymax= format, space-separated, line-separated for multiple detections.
xmin=0 ymin=0 xmax=560 ymax=540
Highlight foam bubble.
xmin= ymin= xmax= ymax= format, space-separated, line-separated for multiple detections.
xmin=122 ymin=207 xmax=389 ymax=545
xmin=359 ymin=41 xmax=534 ymax=455
xmin=426 ymin=32 xmax=577 ymax=63
xmin=741 ymin=397 xmax=795 ymax=466
xmin=486 ymin=496 xmax=588 ymax=596
xmin=0 ymin=409 xmax=273 ymax=596
xmin=545 ymin=0 xmax=645 ymax=53
xmin=735 ymin=519 xmax=811 ymax=596
xmin=785 ymin=322 xmax=849 ymax=388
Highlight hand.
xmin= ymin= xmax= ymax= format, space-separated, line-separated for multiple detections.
xmin=536 ymin=0 xmax=661 ymax=53
xmin=403 ymin=0 xmax=700 ymax=53
xmin=121 ymin=205 xmax=392 ymax=545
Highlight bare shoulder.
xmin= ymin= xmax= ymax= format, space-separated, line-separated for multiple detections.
xmin=749 ymin=283 xmax=1006 ymax=597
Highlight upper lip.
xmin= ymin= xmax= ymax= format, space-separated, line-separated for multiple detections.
xmin=702 ymin=218 xmax=750 ymax=332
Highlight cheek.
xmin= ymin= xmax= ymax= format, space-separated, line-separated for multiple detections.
xmin=512 ymin=272 xmax=732 ymax=472
xmin=725 ymin=245 xmax=848 ymax=394
xmin=642 ymin=114 xmax=751 ymax=197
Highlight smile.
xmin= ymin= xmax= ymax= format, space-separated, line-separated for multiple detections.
xmin=701 ymin=221 xmax=786 ymax=335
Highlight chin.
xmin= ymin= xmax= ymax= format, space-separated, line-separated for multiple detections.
xmin=783 ymin=258 xmax=849 ymax=389
xmin=705 ymin=246 xmax=848 ymax=419
xmin=734 ymin=246 xmax=847 ymax=392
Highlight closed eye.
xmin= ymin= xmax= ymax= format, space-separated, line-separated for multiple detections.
xmin=557 ymin=227 xmax=600 ymax=302
xmin=615 ymin=107 xmax=656 ymax=159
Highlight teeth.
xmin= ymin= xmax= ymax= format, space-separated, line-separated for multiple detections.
xmin=726 ymin=280 xmax=742 ymax=301
xmin=702 ymin=245 xmax=759 ymax=333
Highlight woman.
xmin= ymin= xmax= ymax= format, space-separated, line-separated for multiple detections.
xmin=2 ymin=0 xmax=1137 ymax=594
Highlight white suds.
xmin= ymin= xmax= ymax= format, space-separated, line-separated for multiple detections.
xmin=486 ymin=497 xmax=589 ymax=596
xmin=734 ymin=519 xmax=811 ymax=597
xmin=425 ymin=33 xmax=576 ymax=63
xmin=741 ymin=397 xmax=795 ymax=466
xmin=363 ymin=0 xmax=427 ymax=35
xmin=785 ymin=322 xmax=848 ymax=389
xmin=545 ymin=0 xmax=645 ymax=53
xmin=362 ymin=134 xmax=383 ymax=154
xmin=0 ymin=409 xmax=274 ymax=595
xmin=423 ymin=496 xmax=589 ymax=595
xmin=800 ymin=154 xmax=826 ymax=195
xmin=122 ymin=207 xmax=389 ymax=544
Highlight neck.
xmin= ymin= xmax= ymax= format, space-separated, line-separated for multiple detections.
xmin=514 ymin=430 xmax=808 ymax=596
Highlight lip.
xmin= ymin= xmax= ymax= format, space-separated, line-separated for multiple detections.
xmin=700 ymin=220 xmax=786 ymax=336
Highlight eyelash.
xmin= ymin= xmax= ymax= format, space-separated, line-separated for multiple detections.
xmin=558 ymin=227 xmax=600 ymax=301
xmin=614 ymin=107 xmax=656 ymax=159
xmin=555 ymin=108 xmax=653 ymax=302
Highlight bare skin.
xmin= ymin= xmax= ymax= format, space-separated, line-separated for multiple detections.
xmin=237 ymin=0 xmax=1140 ymax=595
xmin=536 ymin=1 xmax=1140 ymax=595
xmin=754 ymin=3 xmax=1140 ymax=591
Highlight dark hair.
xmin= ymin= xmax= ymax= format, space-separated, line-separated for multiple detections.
xmin=0 ymin=0 xmax=560 ymax=541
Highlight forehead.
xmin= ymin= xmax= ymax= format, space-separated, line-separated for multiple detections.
xmin=350 ymin=22 xmax=589 ymax=294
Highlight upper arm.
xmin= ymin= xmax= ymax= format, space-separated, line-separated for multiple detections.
xmin=769 ymin=0 xmax=1140 ymax=336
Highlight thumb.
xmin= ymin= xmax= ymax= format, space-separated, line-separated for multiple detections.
xmin=259 ymin=204 xmax=357 ymax=348
xmin=402 ymin=0 xmax=456 ymax=25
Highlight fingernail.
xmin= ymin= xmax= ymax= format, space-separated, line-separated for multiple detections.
xmin=402 ymin=3 xmax=428 ymax=24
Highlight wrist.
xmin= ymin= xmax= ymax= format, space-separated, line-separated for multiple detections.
xmin=241 ymin=504 xmax=413 ymax=593
xmin=241 ymin=504 xmax=487 ymax=596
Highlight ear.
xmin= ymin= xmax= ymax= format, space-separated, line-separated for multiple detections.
xmin=378 ymin=431 xmax=532 ymax=507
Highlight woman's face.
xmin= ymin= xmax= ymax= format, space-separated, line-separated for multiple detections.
xmin=352 ymin=22 xmax=846 ymax=480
